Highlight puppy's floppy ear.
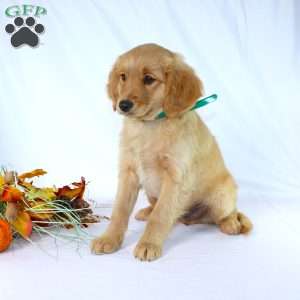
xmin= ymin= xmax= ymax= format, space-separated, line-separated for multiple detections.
xmin=107 ymin=59 xmax=120 ymax=111
xmin=164 ymin=56 xmax=204 ymax=118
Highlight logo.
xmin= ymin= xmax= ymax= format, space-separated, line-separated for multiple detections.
xmin=4 ymin=5 xmax=47 ymax=48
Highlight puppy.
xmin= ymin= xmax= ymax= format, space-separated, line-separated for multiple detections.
xmin=91 ymin=44 xmax=252 ymax=261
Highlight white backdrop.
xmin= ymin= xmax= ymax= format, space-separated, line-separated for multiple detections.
xmin=0 ymin=1 xmax=300 ymax=300
xmin=1 ymin=0 xmax=299 ymax=201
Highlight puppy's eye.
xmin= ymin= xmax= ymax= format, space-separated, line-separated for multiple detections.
xmin=143 ymin=75 xmax=155 ymax=85
xmin=120 ymin=73 xmax=126 ymax=81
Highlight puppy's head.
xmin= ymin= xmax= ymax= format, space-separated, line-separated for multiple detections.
xmin=107 ymin=43 xmax=203 ymax=120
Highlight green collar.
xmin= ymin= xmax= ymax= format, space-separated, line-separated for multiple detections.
xmin=155 ymin=94 xmax=218 ymax=120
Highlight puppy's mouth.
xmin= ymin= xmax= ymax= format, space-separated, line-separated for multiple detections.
xmin=116 ymin=107 xmax=136 ymax=117
xmin=117 ymin=108 xmax=131 ymax=115
xmin=116 ymin=99 xmax=159 ymax=120
xmin=117 ymin=105 xmax=156 ymax=120
xmin=137 ymin=107 xmax=156 ymax=120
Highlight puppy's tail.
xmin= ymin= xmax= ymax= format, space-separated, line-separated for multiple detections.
xmin=237 ymin=212 xmax=253 ymax=234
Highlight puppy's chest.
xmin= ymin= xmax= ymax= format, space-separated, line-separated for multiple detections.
xmin=127 ymin=127 xmax=165 ymax=197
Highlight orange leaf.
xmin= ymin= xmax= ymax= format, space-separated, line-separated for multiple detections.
xmin=11 ymin=211 xmax=32 ymax=238
xmin=18 ymin=169 xmax=47 ymax=181
xmin=1 ymin=186 xmax=24 ymax=202
xmin=0 ymin=219 xmax=13 ymax=252
xmin=56 ymin=177 xmax=86 ymax=200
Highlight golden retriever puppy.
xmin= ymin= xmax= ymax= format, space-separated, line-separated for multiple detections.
xmin=91 ymin=43 xmax=252 ymax=261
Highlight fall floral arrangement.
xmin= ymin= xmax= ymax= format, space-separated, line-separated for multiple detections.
xmin=0 ymin=169 xmax=100 ymax=252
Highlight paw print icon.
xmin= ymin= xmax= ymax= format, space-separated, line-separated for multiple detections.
xmin=5 ymin=16 xmax=45 ymax=48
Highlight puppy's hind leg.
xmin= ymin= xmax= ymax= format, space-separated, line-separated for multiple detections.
xmin=219 ymin=211 xmax=253 ymax=235
xmin=135 ymin=196 xmax=157 ymax=221
xmin=207 ymin=175 xmax=253 ymax=235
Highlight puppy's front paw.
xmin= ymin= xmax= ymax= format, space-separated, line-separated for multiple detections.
xmin=134 ymin=242 xmax=162 ymax=261
xmin=91 ymin=235 xmax=121 ymax=254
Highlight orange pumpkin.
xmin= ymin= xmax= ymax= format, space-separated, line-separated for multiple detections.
xmin=0 ymin=219 xmax=13 ymax=252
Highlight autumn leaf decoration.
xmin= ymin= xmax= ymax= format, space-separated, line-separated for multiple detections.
xmin=0 ymin=169 xmax=100 ymax=253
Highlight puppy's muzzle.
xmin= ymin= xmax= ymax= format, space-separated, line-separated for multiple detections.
xmin=119 ymin=99 xmax=134 ymax=112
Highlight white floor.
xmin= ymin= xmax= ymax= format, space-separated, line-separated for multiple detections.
xmin=1 ymin=193 xmax=299 ymax=300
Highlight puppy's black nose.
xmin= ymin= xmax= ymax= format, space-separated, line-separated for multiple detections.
xmin=119 ymin=99 xmax=134 ymax=112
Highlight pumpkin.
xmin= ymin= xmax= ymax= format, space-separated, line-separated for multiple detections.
xmin=0 ymin=219 xmax=13 ymax=252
